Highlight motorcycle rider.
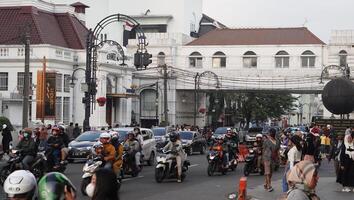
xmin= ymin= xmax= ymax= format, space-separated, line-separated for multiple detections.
xmin=123 ymin=131 xmax=141 ymax=170
xmin=47 ymin=127 xmax=64 ymax=169
xmin=211 ymin=135 xmax=228 ymax=168
xmin=134 ymin=127 xmax=144 ymax=168
xmin=99 ymin=132 xmax=116 ymax=169
xmin=225 ymin=129 xmax=239 ymax=162
xmin=110 ymin=131 xmax=123 ymax=175
xmin=16 ymin=128 xmax=36 ymax=170
xmin=58 ymin=125 xmax=70 ymax=165
xmin=38 ymin=172 xmax=76 ymax=200
xmin=163 ymin=131 xmax=185 ymax=183
xmin=4 ymin=170 xmax=37 ymax=200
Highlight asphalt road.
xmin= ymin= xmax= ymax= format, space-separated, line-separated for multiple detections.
xmin=67 ymin=153 xmax=283 ymax=200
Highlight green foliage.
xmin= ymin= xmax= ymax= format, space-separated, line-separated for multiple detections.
xmin=0 ymin=116 xmax=14 ymax=131
xmin=224 ymin=92 xmax=296 ymax=127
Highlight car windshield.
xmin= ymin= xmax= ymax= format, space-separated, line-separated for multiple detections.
xmin=153 ymin=128 xmax=166 ymax=136
xmin=214 ymin=127 xmax=228 ymax=135
xmin=179 ymin=132 xmax=193 ymax=140
xmin=75 ymin=131 xmax=101 ymax=142
xmin=118 ymin=130 xmax=128 ymax=141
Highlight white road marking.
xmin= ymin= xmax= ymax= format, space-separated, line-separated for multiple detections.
xmin=189 ymin=164 xmax=199 ymax=168
xmin=122 ymin=175 xmax=144 ymax=182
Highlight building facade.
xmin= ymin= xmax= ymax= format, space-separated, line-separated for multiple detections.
xmin=0 ymin=0 xmax=135 ymax=129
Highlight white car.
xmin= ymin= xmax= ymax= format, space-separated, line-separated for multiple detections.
xmin=113 ymin=127 xmax=157 ymax=166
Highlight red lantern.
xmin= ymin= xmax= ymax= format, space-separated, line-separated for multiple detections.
xmin=198 ymin=108 xmax=206 ymax=114
xmin=96 ymin=97 xmax=106 ymax=106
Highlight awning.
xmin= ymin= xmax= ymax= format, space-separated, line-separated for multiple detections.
xmin=106 ymin=93 xmax=139 ymax=98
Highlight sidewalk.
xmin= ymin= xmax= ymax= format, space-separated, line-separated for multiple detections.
xmin=248 ymin=177 xmax=354 ymax=200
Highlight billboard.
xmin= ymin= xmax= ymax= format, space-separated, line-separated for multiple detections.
xmin=36 ymin=71 xmax=56 ymax=119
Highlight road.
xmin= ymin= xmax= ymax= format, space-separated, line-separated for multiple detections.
xmin=67 ymin=154 xmax=283 ymax=200
xmin=1 ymin=153 xmax=353 ymax=200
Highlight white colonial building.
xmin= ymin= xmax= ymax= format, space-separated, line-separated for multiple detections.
xmin=0 ymin=0 xmax=135 ymax=129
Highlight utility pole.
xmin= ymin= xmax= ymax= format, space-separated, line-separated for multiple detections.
xmin=194 ymin=73 xmax=199 ymax=126
xmin=83 ymin=30 xmax=92 ymax=131
xmin=155 ymin=81 xmax=159 ymax=126
xmin=163 ymin=64 xmax=169 ymax=126
xmin=22 ymin=32 xmax=30 ymax=128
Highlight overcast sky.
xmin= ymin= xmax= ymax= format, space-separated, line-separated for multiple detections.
xmin=203 ymin=0 xmax=354 ymax=43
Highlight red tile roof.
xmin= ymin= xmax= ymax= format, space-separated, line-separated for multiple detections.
xmin=187 ymin=27 xmax=325 ymax=46
xmin=0 ymin=6 xmax=88 ymax=49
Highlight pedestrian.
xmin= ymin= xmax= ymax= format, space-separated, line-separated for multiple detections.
xmin=66 ymin=122 xmax=74 ymax=141
xmin=262 ymin=128 xmax=277 ymax=192
xmin=73 ymin=123 xmax=81 ymax=139
xmin=286 ymin=160 xmax=320 ymax=200
xmin=329 ymin=133 xmax=344 ymax=179
xmin=338 ymin=132 xmax=354 ymax=192
xmin=86 ymin=168 xmax=119 ymax=200
xmin=303 ymin=131 xmax=317 ymax=163
xmin=1 ymin=124 xmax=12 ymax=154
xmin=38 ymin=126 xmax=48 ymax=149
xmin=282 ymin=135 xmax=302 ymax=192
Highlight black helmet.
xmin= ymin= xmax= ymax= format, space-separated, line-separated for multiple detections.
xmin=169 ymin=132 xmax=178 ymax=142
xmin=38 ymin=172 xmax=76 ymax=200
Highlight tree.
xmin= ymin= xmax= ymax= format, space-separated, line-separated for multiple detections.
xmin=231 ymin=92 xmax=296 ymax=129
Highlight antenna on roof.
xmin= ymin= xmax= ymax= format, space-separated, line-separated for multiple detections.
xmin=302 ymin=18 xmax=308 ymax=27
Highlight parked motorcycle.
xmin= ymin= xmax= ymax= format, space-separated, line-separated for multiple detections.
xmin=207 ymin=145 xmax=227 ymax=176
xmin=155 ymin=149 xmax=190 ymax=183
xmin=243 ymin=148 xmax=264 ymax=176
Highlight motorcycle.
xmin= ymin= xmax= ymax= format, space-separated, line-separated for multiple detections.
xmin=207 ymin=145 xmax=227 ymax=176
xmin=155 ymin=149 xmax=190 ymax=183
xmin=0 ymin=149 xmax=22 ymax=185
xmin=243 ymin=148 xmax=264 ymax=176
xmin=45 ymin=148 xmax=67 ymax=173
xmin=121 ymin=145 xmax=142 ymax=178
xmin=80 ymin=156 xmax=122 ymax=195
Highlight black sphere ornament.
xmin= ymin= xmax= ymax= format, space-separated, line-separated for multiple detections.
xmin=322 ymin=78 xmax=354 ymax=114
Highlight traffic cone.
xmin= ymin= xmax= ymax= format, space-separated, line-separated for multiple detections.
xmin=238 ymin=177 xmax=247 ymax=200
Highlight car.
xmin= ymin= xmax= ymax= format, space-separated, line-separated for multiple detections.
xmin=68 ymin=130 xmax=104 ymax=162
xmin=152 ymin=127 xmax=169 ymax=148
xmin=244 ymin=127 xmax=263 ymax=145
xmin=179 ymin=131 xmax=207 ymax=155
xmin=113 ymin=127 xmax=157 ymax=166
xmin=212 ymin=127 xmax=233 ymax=139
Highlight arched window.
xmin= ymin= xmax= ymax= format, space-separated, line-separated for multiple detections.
xmin=212 ymin=51 xmax=226 ymax=68
xmin=339 ymin=50 xmax=347 ymax=67
xmin=301 ymin=50 xmax=315 ymax=68
xmin=157 ymin=52 xmax=165 ymax=66
xmin=275 ymin=51 xmax=289 ymax=68
xmin=189 ymin=52 xmax=203 ymax=68
xmin=243 ymin=51 xmax=257 ymax=68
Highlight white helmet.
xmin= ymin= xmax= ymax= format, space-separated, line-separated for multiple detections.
xmin=256 ymin=134 xmax=263 ymax=138
xmin=110 ymin=131 xmax=119 ymax=139
xmin=99 ymin=132 xmax=111 ymax=139
xmin=92 ymin=142 xmax=103 ymax=149
xmin=4 ymin=170 xmax=37 ymax=199
xmin=2 ymin=124 xmax=7 ymax=129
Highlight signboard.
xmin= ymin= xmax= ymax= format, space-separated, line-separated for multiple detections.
xmin=314 ymin=119 xmax=354 ymax=133
xmin=36 ymin=70 xmax=44 ymax=119
xmin=44 ymin=72 xmax=56 ymax=118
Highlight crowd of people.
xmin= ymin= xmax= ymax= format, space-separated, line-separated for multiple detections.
xmin=274 ymin=123 xmax=354 ymax=199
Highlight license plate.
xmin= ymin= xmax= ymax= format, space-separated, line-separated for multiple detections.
xmin=74 ymin=152 xmax=84 ymax=156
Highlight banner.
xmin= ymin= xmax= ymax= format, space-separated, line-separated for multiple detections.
xmin=36 ymin=70 xmax=44 ymax=119
xmin=44 ymin=72 xmax=56 ymax=118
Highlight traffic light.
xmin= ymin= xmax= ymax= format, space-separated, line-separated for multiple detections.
xmin=134 ymin=52 xmax=142 ymax=68
xmin=143 ymin=52 xmax=152 ymax=67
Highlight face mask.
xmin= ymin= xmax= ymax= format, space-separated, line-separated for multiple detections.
xmin=86 ymin=183 xmax=95 ymax=198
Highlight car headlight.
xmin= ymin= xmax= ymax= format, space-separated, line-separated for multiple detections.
xmin=86 ymin=146 xmax=92 ymax=150
xmin=68 ymin=146 xmax=72 ymax=150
